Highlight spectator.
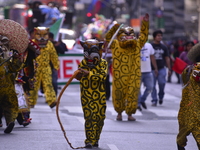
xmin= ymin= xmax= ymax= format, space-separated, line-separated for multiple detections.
xmin=151 ymin=30 xmax=171 ymax=106
xmin=167 ymin=40 xmax=181 ymax=84
xmin=179 ymin=41 xmax=195 ymax=65
xmin=138 ymin=42 xmax=158 ymax=111
xmin=48 ymin=32 xmax=67 ymax=96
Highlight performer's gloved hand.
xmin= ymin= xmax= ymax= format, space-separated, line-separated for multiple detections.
xmin=143 ymin=13 xmax=149 ymax=22
xmin=12 ymin=50 xmax=22 ymax=59
xmin=78 ymin=68 xmax=89 ymax=76
xmin=75 ymin=68 xmax=89 ymax=80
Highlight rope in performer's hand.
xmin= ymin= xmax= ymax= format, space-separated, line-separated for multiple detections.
xmin=56 ymin=69 xmax=85 ymax=149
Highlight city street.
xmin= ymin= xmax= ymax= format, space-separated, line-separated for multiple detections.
xmin=0 ymin=74 xmax=197 ymax=150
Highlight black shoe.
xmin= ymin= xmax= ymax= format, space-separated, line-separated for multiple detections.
xmin=85 ymin=143 xmax=93 ymax=148
xmin=4 ymin=122 xmax=15 ymax=133
xmin=93 ymin=142 xmax=99 ymax=147
xmin=167 ymin=79 xmax=171 ymax=83
xmin=137 ymin=106 xmax=142 ymax=111
xmin=50 ymin=101 xmax=57 ymax=108
xmin=151 ymin=102 xmax=157 ymax=106
xmin=159 ymin=99 xmax=163 ymax=105
xmin=177 ymin=144 xmax=185 ymax=150
xmin=141 ymin=102 xmax=147 ymax=109
xmin=0 ymin=119 xmax=2 ymax=127
xmin=17 ymin=113 xmax=24 ymax=125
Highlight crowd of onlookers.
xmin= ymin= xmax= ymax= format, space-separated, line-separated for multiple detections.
xmin=163 ymin=39 xmax=198 ymax=84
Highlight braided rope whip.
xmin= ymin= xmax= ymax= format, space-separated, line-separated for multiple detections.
xmin=56 ymin=69 xmax=85 ymax=149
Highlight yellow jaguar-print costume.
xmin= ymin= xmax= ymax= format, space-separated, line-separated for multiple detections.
xmin=0 ymin=57 xmax=22 ymax=125
xmin=105 ymin=20 xmax=149 ymax=116
xmin=29 ymin=40 xmax=59 ymax=107
xmin=79 ymin=58 xmax=107 ymax=146
xmin=177 ymin=63 xmax=200 ymax=149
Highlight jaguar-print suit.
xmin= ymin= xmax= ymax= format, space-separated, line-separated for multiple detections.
xmin=0 ymin=57 xmax=22 ymax=125
xmin=105 ymin=20 xmax=149 ymax=115
xmin=79 ymin=58 xmax=107 ymax=146
xmin=177 ymin=63 xmax=200 ymax=148
xmin=29 ymin=40 xmax=59 ymax=107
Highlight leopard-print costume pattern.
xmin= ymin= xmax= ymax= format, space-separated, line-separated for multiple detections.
xmin=79 ymin=58 xmax=107 ymax=146
xmin=105 ymin=20 xmax=149 ymax=115
xmin=0 ymin=57 xmax=23 ymax=125
xmin=177 ymin=63 xmax=200 ymax=148
xmin=29 ymin=40 xmax=59 ymax=107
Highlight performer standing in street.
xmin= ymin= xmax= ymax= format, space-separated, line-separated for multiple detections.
xmin=0 ymin=19 xmax=29 ymax=133
xmin=177 ymin=43 xmax=200 ymax=150
xmin=75 ymin=39 xmax=107 ymax=148
xmin=105 ymin=13 xmax=149 ymax=121
xmin=29 ymin=27 xmax=59 ymax=108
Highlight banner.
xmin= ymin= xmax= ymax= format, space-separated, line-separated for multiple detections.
xmin=49 ymin=14 xmax=65 ymax=41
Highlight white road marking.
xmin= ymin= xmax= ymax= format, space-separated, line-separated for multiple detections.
xmin=107 ymin=144 xmax=119 ymax=150
xmin=148 ymin=109 xmax=178 ymax=117
xmin=106 ymin=107 xmax=143 ymax=116
xmin=31 ymin=105 xmax=53 ymax=112
xmin=76 ymin=116 xmax=84 ymax=124
xmin=63 ymin=106 xmax=83 ymax=113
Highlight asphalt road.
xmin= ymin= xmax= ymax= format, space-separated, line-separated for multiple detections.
xmin=0 ymin=73 xmax=197 ymax=150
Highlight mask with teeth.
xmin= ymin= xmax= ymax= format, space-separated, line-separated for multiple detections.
xmin=117 ymin=26 xmax=137 ymax=48
xmin=80 ymin=39 xmax=104 ymax=68
xmin=34 ymin=27 xmax=49 ymax=48
xmin=192 ymin=62 xmax=200 ymax=82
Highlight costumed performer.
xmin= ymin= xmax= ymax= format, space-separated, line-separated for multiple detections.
xmin=0 ymin=19 xmax=29 ymax=133
xmin=177 ymin=43 xmax=200 ymax=150
xmin=28 ymin=27 xmax=59 ymax=108
xmin=15 ymin=39 xmax=40 ymax=126
xmin=105 ymin=13 xmax=149 ymax=121
xmin=75 ymin=39 xmax=107 ymax=148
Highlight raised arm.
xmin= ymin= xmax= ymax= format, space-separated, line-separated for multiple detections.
xmin=138 ymin=13 xmax=149 ymax=48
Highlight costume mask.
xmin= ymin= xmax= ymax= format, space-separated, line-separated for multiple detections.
xmin=117 ymin=26 xmax=137 ymax=48
xmin=0 ymin=35 xmax=10 ymax=59
xmin=80 ymin=39 xmax=104 ymax=68
xmin=34 ymin=27 xmax=49 ymax=48
xmin=192 ymin=62 xmax=200 ymax=82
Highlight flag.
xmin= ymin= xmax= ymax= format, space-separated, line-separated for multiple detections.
xmin=49 ymin=14 xmax=65 ymax=41
xmin=172 ymin=57 xmax=187 ymax=74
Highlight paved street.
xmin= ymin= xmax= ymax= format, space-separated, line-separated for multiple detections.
xmin=0 ymin=74 xmax=197 ymax=150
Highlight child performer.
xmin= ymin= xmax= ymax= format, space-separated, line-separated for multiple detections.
xmin=75 ymin=39 xmax=107 ymax=148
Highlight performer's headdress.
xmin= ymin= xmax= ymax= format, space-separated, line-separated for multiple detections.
xmin=34 ymin=27 xmax=49 ymax=48
xmin=80 ymin=39 xmax=104 ymax=68
xmin=0 ymin=19 xmax=29 ymax=54
xmin=116 ymin=26 xmax=137 ymax=48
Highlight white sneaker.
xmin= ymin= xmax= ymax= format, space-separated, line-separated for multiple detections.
xmin=38 ymin=91 xmax=45 ymax=97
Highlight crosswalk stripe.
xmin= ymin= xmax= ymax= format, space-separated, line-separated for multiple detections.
xmin=31 ymin=105 xmax=53 ymax=112
xmin=106 ymin=107 xmax=143 ymax=116
xmin=107 ymin=144 xmax=119 ymax=150
xmin=63 ymin=106 xmax=178 ymax=117
xmin=76 ymin=116 xmax=84 ymax=124
xmin=147 ymin=109 xmax=178 ymax=117
xmin=63 ymin=106 xmax=83 ymax=113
